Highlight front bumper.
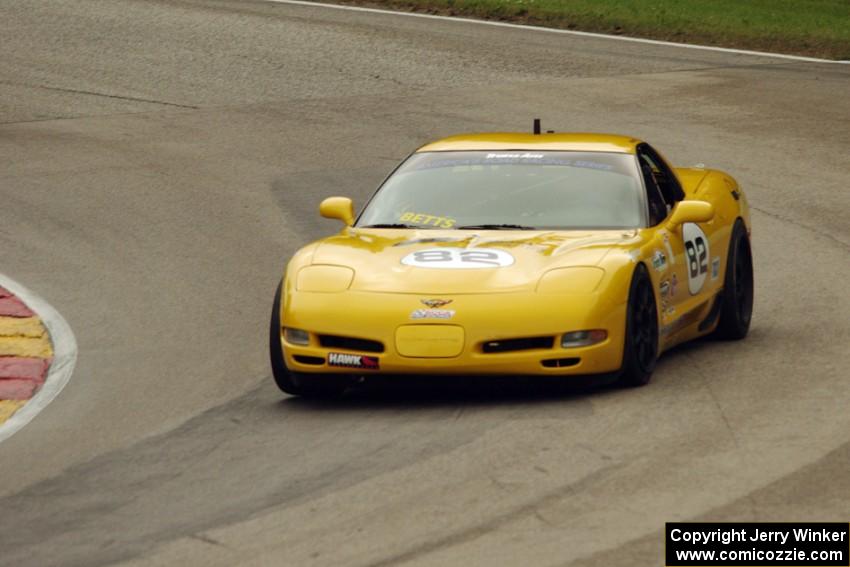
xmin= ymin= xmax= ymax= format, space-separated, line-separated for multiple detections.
xmin=280 ymin=291 xmax=627 ymax=376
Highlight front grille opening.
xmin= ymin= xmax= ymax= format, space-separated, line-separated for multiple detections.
xmin=318 ymin=335 xmax=384 ymax=353
xmin=482 ymin=336 xmax=554 ymax=354
xmin=541 ymin=357 xmax=580 ymax=368
xmin=293 ymin=355 xmax=325 ymax=365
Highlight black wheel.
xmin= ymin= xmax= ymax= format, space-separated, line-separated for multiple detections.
xmin=714 ymin=219 xmax=753 ymax=340
xmin=618 ymin=264 xmax=659 ymax=387
xmin=269 ymin=280 xmax=348 ymax=398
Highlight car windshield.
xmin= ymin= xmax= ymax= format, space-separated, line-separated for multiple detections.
xmin=356 ymin=151 xmax=644 ymax=230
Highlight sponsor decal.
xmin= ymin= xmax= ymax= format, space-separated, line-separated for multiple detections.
xmin=652 ymin=250 xmax=667 ymax=273
xmin=483 ymin=155 xmax=615 ymax=170
xmin=662 ymin=233 xmax=675 ymax=265
xmin=682 ymin=223 xmax=710 ymax=295
xmin=711 ymin=256 xmax=721 ymax=280
xmin=399 ymin=212 xmax=456 ymax=228
xmin=671 ymin=273 xmax=679 ymax=296
xmin=659 ymin=279 xmax=674 ymax=311
xmin=410 ymin=153 xmax=621 ymax=171
xmin=410 ymin=308 xmax=455 ymax=320
xmin=327 ymin=352 xmax=379 ymax=369
xmin=401 ymin=248 xmax=515 ymax=269
xmin=485 ymin=152 xmax=544 ymax=160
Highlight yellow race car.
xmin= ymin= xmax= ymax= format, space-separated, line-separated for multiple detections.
xmin=270 ymin=128 xmax=753 ymax=396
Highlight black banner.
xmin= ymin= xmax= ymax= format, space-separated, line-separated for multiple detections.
xmin=666 ymin=523 xmax=849 ymax=566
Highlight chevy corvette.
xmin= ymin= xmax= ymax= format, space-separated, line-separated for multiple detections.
xmin=270 ymin=129 xmax=753 ymax=396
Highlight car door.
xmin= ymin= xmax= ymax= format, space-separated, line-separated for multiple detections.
xmin=637 ymin=145 xmax=711 ymax=342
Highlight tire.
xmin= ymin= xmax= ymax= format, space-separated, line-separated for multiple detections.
xmin=269 ymin=280 xmax=348 ymax=398
xmin=617 ymin=264 xmax=659 ymax=387
xmin=714 ymin=219 xmax=754 ymax=340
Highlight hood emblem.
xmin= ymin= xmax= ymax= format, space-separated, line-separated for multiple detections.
xmin=421 ymin=298 xmax=453 ymax=309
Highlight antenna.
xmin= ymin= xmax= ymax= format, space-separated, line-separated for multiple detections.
xmin=533 ymin=118 xmax=541 ymax=135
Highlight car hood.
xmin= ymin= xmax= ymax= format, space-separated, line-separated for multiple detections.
xmin=309 ymin=229 xmax=636 ymax=294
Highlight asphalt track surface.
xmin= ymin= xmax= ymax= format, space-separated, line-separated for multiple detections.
xmin=1 ymin=2 xmax=849 ymax=566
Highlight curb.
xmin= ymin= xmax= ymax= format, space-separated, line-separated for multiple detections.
xmin=0 ymin=275 xmax=77 ymax=443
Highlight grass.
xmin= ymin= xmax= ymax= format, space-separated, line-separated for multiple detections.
xmin=334 ymin=0 xmax=850 ymax=60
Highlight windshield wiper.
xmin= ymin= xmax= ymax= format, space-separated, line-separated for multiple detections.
xmin=455 ymin=224 xmax=536 ymax=230
xmin=359 ymin=223 xmax=418 ymax=229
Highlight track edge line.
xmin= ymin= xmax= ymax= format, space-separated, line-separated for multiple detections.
xmin=265 ymin=0 xmax=850 ymax=65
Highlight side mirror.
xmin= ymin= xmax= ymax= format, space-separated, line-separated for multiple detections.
xmin=319 ymin=197 xmax=354 ymax=227
xmin=666 ymin=200 xmax=714 ymax=230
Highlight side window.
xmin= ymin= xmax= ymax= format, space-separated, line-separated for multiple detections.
xmin=639 ymin=153 xmax=668 ymax=226
xmin=639 ymin=144 xmax=685 ymax=207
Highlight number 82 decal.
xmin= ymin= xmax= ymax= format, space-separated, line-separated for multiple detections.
xmin=401 ymin=248 xmax=515 ymax=269
xmin=682 ymin=223 xmax=710 ymax=294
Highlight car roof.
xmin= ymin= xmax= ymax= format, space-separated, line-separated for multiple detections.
xmin=416 ymin=132 xmax=642 ymax=154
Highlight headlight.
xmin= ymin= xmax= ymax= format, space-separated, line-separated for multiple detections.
xmin=536 ymin=267 xmax=605 ymax=294
xmin=561 ymin=330 xmax=607 ymax=348
xmin=296 ymin=265 xmax=354 ymax=292
xmin=283 ymin=328 xmax=310 ymax=345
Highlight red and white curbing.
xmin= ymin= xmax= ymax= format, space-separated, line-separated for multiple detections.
xmin=0 ymin=274 xmax=76 ymax=443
